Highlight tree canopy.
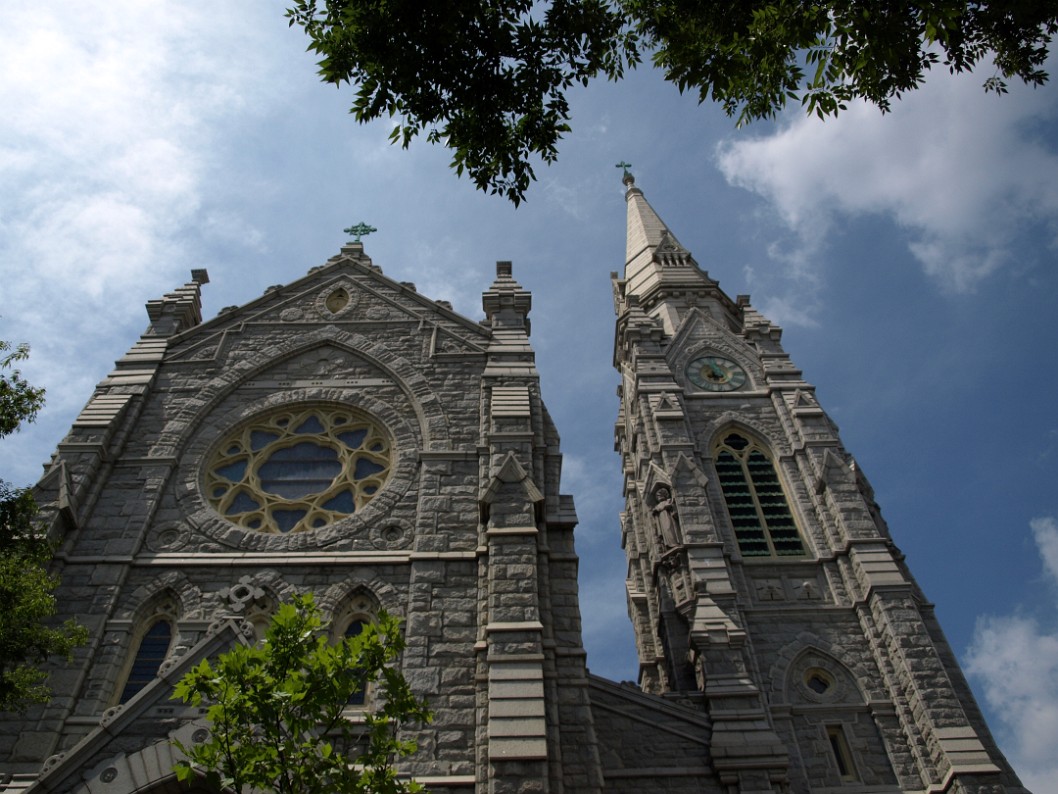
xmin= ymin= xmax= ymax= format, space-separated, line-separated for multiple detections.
xmin=173 ymin=594 xmax=431 ymax=794
xmin=0 ymin=341 xmax=87 ymax=713
xmin=287 ymin=0 xmax=1058 ymax=204
xmin=0 ymin=341 xmax=45 ymax=439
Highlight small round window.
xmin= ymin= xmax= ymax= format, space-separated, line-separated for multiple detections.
xmin=803 ymin=667 xmax=835 ymax=697
xmin=205 ymin=406 xmax=392 ymax=534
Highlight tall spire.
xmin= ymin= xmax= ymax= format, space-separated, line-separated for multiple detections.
xmin=624 ymin=171 xmax=688 ymax=278
xmin=614 ymin=173 xmax=739 ymax=337
xmin=620 ymin=172 xmax=720 ymax=309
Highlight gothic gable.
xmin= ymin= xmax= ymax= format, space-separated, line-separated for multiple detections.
xmin=165 ymin=254 xmax=489 ymax=368
xmin=27 ymin=621 xmax=253 ymax=794
xmin=664 ymin=307 xmax=762 ymax=390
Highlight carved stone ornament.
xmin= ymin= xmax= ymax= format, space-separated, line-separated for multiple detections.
xmin=41 ymin=753 xmax=66 ymax=773
xmin=755 ymin=579 xmax=786 ymax=602
xmin=145 ymin=524 xmax=189 ymax=553
xmin=658 ymin=547 xmax=684 ymax=573
xmin=371 ymin=522 xmax=411 ymax=549
xmin=100 ymin=705 xmax=124 ymax=728
xmin=220 ymin=575 xmax=268 ymax=612
xmin=315 ymin=282 xmax=360 ymax=319
xmin=791 ymin=652 xmax=853 ymax=705
xmin=650 ymin=484 xmax=683 ymax=549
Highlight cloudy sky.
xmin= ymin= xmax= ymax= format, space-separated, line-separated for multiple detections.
xmin=2 ymin=4 xmax=1057 ymax=789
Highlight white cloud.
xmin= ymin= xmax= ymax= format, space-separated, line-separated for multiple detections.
xmin=716 ymin=62 xmax=1058 ymax=301
xmin=0 ymin=2 xmax=291 ymax=485
xmin=1034 ymin=516 xmax=1058 ymax=583
xmin=400 ymin=237 xmax=493 ymax=318
xmin=2 ymin=6 xmax=206 ymax=315
xmin=965 ymin=517 xmax=1058 ymax=794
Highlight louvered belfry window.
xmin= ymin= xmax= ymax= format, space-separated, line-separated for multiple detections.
xmin=714 ymin=433 xmax=805 ymax=557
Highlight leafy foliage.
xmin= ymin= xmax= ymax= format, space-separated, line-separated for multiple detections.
xmin=0 ymin=343 xmax=87 ymax=713
xmin=1 ymin=341 xmax=45 ymax=439
xmin=287 ymin=0 xmax=638 ymax=205
xmin=172 ymin=594 xmax=432 ymax=794
xmin=287 ymin=1 xmax=1057 ymax=203
xmin=628 ymin=1 xmax=1058 ymax=123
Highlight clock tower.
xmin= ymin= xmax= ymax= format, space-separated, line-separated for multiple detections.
xmin=611 ymin=172 xmax=1026 ymax=793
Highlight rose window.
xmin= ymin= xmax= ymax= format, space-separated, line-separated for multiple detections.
xmin=205 ymin=407 xmax=392 ymax=534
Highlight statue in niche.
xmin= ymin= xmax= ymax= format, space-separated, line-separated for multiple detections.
xmin=651 ymin=485 xmax=683 ymax=548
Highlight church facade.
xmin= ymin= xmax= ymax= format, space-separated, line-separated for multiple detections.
xmin=0 ymin=178 xmax=1026 ymax=793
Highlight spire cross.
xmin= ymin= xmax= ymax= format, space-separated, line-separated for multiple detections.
xmin=343 ymin=222 xmax=377 ymax=242
xmin=615 ymin=161 xmax=632 ymax=176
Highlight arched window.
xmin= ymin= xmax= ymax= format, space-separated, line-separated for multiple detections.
xmin=343 ymin=618 xmax=369 ymax=706
xmin=781 ymin=651 xmax=897 ymax=788
xmin=119 ymin=619 xmax=173 ymax=704
xmin=331 ymin=589 xmax=381 ymax=707
xmin=714 ymin=432 xmax=805 ymax=557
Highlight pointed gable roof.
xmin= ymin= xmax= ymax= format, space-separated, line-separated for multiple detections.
xmin=165 ymin=242 xmax=491 ymax=352
xmin=26 ymin=620 xmax=253 ymax=794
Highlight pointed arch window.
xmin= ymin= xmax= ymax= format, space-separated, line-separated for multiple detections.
xmin=330 ymin=590 xmax=381 ymax=708
xmin=119 ymin=619 xmax=173 ymax=703
xmin=714 ymin=432 xmax=805 ymax=557
xmin=344 ymin=618 xmax=368 ymax=706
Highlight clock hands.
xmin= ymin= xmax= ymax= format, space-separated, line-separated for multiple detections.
xmin=688 ymin=356 xmax=746 ymax=391
xmin=706 ymin=360 xmax=727 ymax=381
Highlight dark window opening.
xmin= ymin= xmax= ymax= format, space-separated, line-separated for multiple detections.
xmin=120 ymin=620 xmax=172 ymax=704
xmin=827 ymin=725 xmax=859 ymax=782
xmin=345 ymin=619 xmax=368 ymax=706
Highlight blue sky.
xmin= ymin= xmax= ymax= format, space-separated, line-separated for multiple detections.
xmin=2 ymin=4 xmax=1057 ymax=789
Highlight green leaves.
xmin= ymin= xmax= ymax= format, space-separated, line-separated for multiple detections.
xmin=286 ymin=1 xmax=1055 ymax=204
xmin=624 ymin=1 xmax=1056 ymax=127
xmin=0 ymin=341 xmax=45 ymax=439
xmin=287 ymin=0 xmax=636 ymax=205
xmin=172 ymin=594 xmax=431 ymax=793
xmin=0 ymin=343 xmax=87 ymax=713
xmin=0 ymin=505 xmax=89 ymax=712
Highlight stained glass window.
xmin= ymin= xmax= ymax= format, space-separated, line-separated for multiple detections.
xmin=205 ymin=406 xmax=392 ymax=534
xmin=345 ymin=619 xmax=368 ymax=706
xmin=119 ymin=619 xmax=172 ymax=704
xmin=714 ymin=432 xmax=805 ymax=558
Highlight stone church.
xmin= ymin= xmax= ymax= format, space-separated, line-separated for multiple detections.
xmin=1 ymin=176 xmax=1027 ymax=793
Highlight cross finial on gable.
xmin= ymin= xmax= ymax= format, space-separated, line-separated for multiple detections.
xmin=343 ymin=222 xmax=377 ymax=242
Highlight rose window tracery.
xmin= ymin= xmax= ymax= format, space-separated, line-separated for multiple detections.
xmin=205 ymin=406 xmax=392 ymax=534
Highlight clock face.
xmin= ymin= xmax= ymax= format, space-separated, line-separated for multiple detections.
xmin=686 ymin=356 xmax=747 ymax=392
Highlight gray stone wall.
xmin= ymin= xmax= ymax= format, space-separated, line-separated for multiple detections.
xmin=5 ymin=254 xmax=602 ymax=794
xmin=589 ymin=677 xmax=716 ymax=793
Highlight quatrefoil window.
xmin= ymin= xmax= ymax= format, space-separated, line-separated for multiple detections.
xmin=205 ymin=406 xmax=392 ymax=534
